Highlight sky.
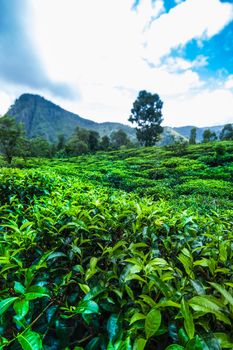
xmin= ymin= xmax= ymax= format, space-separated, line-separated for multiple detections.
xmin=0 ymin=0 xmax=233 ymax=127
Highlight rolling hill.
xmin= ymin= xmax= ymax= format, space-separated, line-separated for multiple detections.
xmin=6 ymin=93 xmax=225 ymax=144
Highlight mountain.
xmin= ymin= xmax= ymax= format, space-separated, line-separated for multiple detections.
xmin=7 ymin=94 xmax=136 ymax=143
xmin=174 ymin=125 xmax=224 ymax=142
xmin=7 ymin=93 xmax=223 ymax=145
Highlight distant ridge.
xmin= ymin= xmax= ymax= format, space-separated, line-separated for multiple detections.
xmin=7 ymin=94 xmax=135 ymax=143
xmin=6 ymin=93 xmax=225 ymax=144
xmin=174 ymin=125 xmax=224 ymax=142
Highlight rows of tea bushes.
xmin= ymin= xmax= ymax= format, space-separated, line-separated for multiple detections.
xmin=0 ymin=141 xmax=232 ymax=349
xmin=32 ymin=141 xmax=233 ymax=201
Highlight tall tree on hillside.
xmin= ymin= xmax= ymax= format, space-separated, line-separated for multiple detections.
xmin=219 ymin=124 xmax=233 ymax=141
xmin=129 ymin=90 xmax=163 ymax=146
xmin=189 ymin=127 xmax=197 ymax=145
xmin=0 ymin=115 xmax=23 ymax=164
xmin=202 ymin=129 xmax=217 ymax=143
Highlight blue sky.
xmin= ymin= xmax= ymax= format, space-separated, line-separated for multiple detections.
xmin=0 ymin=0 xmax=233 ymax=126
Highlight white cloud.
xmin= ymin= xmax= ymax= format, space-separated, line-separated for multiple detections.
xmin=1 ymin=0 xmax=232 ymax=128
xmin=162 ymin=55 xmax=208 ymax=73
xmin=145 ymin=0 xmax=233 ymax=63
xmin=164 ymin=88 xmax=233 ymax=126
xmin=225 ymin=75 xmax=233 ymax=89
xmin=0 ymin=91 xmax=13 ymax=115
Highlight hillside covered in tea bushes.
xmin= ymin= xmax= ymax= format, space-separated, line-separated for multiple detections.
xmin=0 ymin=141 xmax=233 ymax=350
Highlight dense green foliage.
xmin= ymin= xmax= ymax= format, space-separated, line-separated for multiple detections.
xmin=129 ymin=90 xmax=163 ymax=146
xmin=189 ymin=128 xmax=196 ymax=145
xmin=0 ymin=142 xmax=233 ymax=350
xmin=0 ymin=116 xmax=24 ymax=164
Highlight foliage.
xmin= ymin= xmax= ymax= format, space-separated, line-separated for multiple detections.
xmin=0 ymin=141 xmax=232 ymax=349
xmin=129 ymin=90 xmax=163 ymax=146
xmin=202 ymin=129 xmax=217 ymax=143
xmin=0 ymin=115 xmax=24 ymax=164
xmin=189 ymin=128 xmax=196 ymax=145
xmin=219 ymin=124 xmax=233 ymax=141
xmin=110 ymin=129 xmax=131 ymax=149
xmin=166 ymin=139 xmax=189 ymax=156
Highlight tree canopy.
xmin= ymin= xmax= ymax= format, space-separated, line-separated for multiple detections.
xmin=129 ymin=90 xmax=163 ymax=146
xmin=0 ymin=115 xmax=24 ymax=164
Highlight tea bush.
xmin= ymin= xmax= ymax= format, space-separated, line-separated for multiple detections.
xmin=0 ymin=141 xmax=233 ymax=350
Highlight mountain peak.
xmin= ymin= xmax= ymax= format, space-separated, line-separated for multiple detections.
xmin=7 ymin=93 xmax=135 ymax=143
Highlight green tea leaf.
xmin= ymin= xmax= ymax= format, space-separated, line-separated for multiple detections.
xmin=214 ymin=333 xmax=233 ymax=349
xmin=185 ymin=336 xmax=204 ymax=350
xmin=14 ymin=281 xmax=25 ymax=294
xmin=13 ymin=299 xmax=29 ymax=319
xmin=130 ymin=312 xmax=146 ymax=325
xmin=145 ymin=308 xmax=161 ymax=339
xmin=181 ymin=298 xmax=195 ymax=339
xmin=18 ymin=330 xmax=43 ymax=350
xmin=189 ymin=296 xmax=231 ymax=325
xmin=107 ymin=314 xmax=119 ymax=341
xmin=133 ymin=338 xmax=147 ymax=350
xmin=75 ymin=300 xmax=99 ymax=314
xmin=0 ymin=297 xmax=18 ymax=315
xmin=209 ymin=282 xmax=233 ymax=307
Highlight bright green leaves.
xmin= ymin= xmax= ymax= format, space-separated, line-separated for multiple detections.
xmin=178 ymin=249 xmax=194 ymax=279
xmin=145 ymin=308 xmax=161 ymax=339
xmin=24 ymin=286 xmax=50 ymax=301
xmin=18 ymin=330 xmax=43 ymax=350
xmin=0 ymin=145 xmax=233 ymax=350
xmin=75 ymin=300 xmax=99 ymax=314
xmin=181 ymin=299 xmax=195 ymax=340
xmin=130 ymin=312 xmax=146 ymax=325
xmin=13 ymin=299 xmax=29 ymax=319
xmin=85 ymin=257 xmax=98 ymax=281
xmin=209 ymin=282 xmax=233 ymax=307
xmin=214 ymin=333 xmax=233 ymax=349
xmin=0 ymin=297 xmax=18 ymax=315
xmin=14 ymin=281 xmax=26 ymax=294
xmin=133 ymin=338 xmax=147 ymax=350
xmin=189 ymin=296 xmax=231 ymax=325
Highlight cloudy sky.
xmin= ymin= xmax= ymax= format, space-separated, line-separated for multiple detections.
xmin=0 ymin=0 xmax=233 ymax=126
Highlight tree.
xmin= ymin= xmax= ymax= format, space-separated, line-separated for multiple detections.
xmin=202 ymin=129 xmax=217 ymax=143
xmin=129 ymin=90 xmax=163 ymax=146
xmin=219 ymin=124 xmax=233 ymax=141
xmin=100 ymin=135 xmax=111 ymax=150
xmin=30 ymin=137 xmax=54 ymax=157
xmin=110 ymin=129 xmax=130 ymax=149
xmin=57 ymin=134 xmax=66 ymax=151
xmin=189 ymin=127 xmax=196 ymax=145
xmin=0 ymin=116 xmax=23 ymax=164
xmin=65 ymin=139 xmax=88 ymax=156
xmin=74 ymin=127 xmax=90 ymax=144
xmin=88 ymin=131 xmax=100 ymax=152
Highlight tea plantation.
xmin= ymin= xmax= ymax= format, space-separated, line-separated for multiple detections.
xmin=0 ymin=141 xmax=233 ymax=350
